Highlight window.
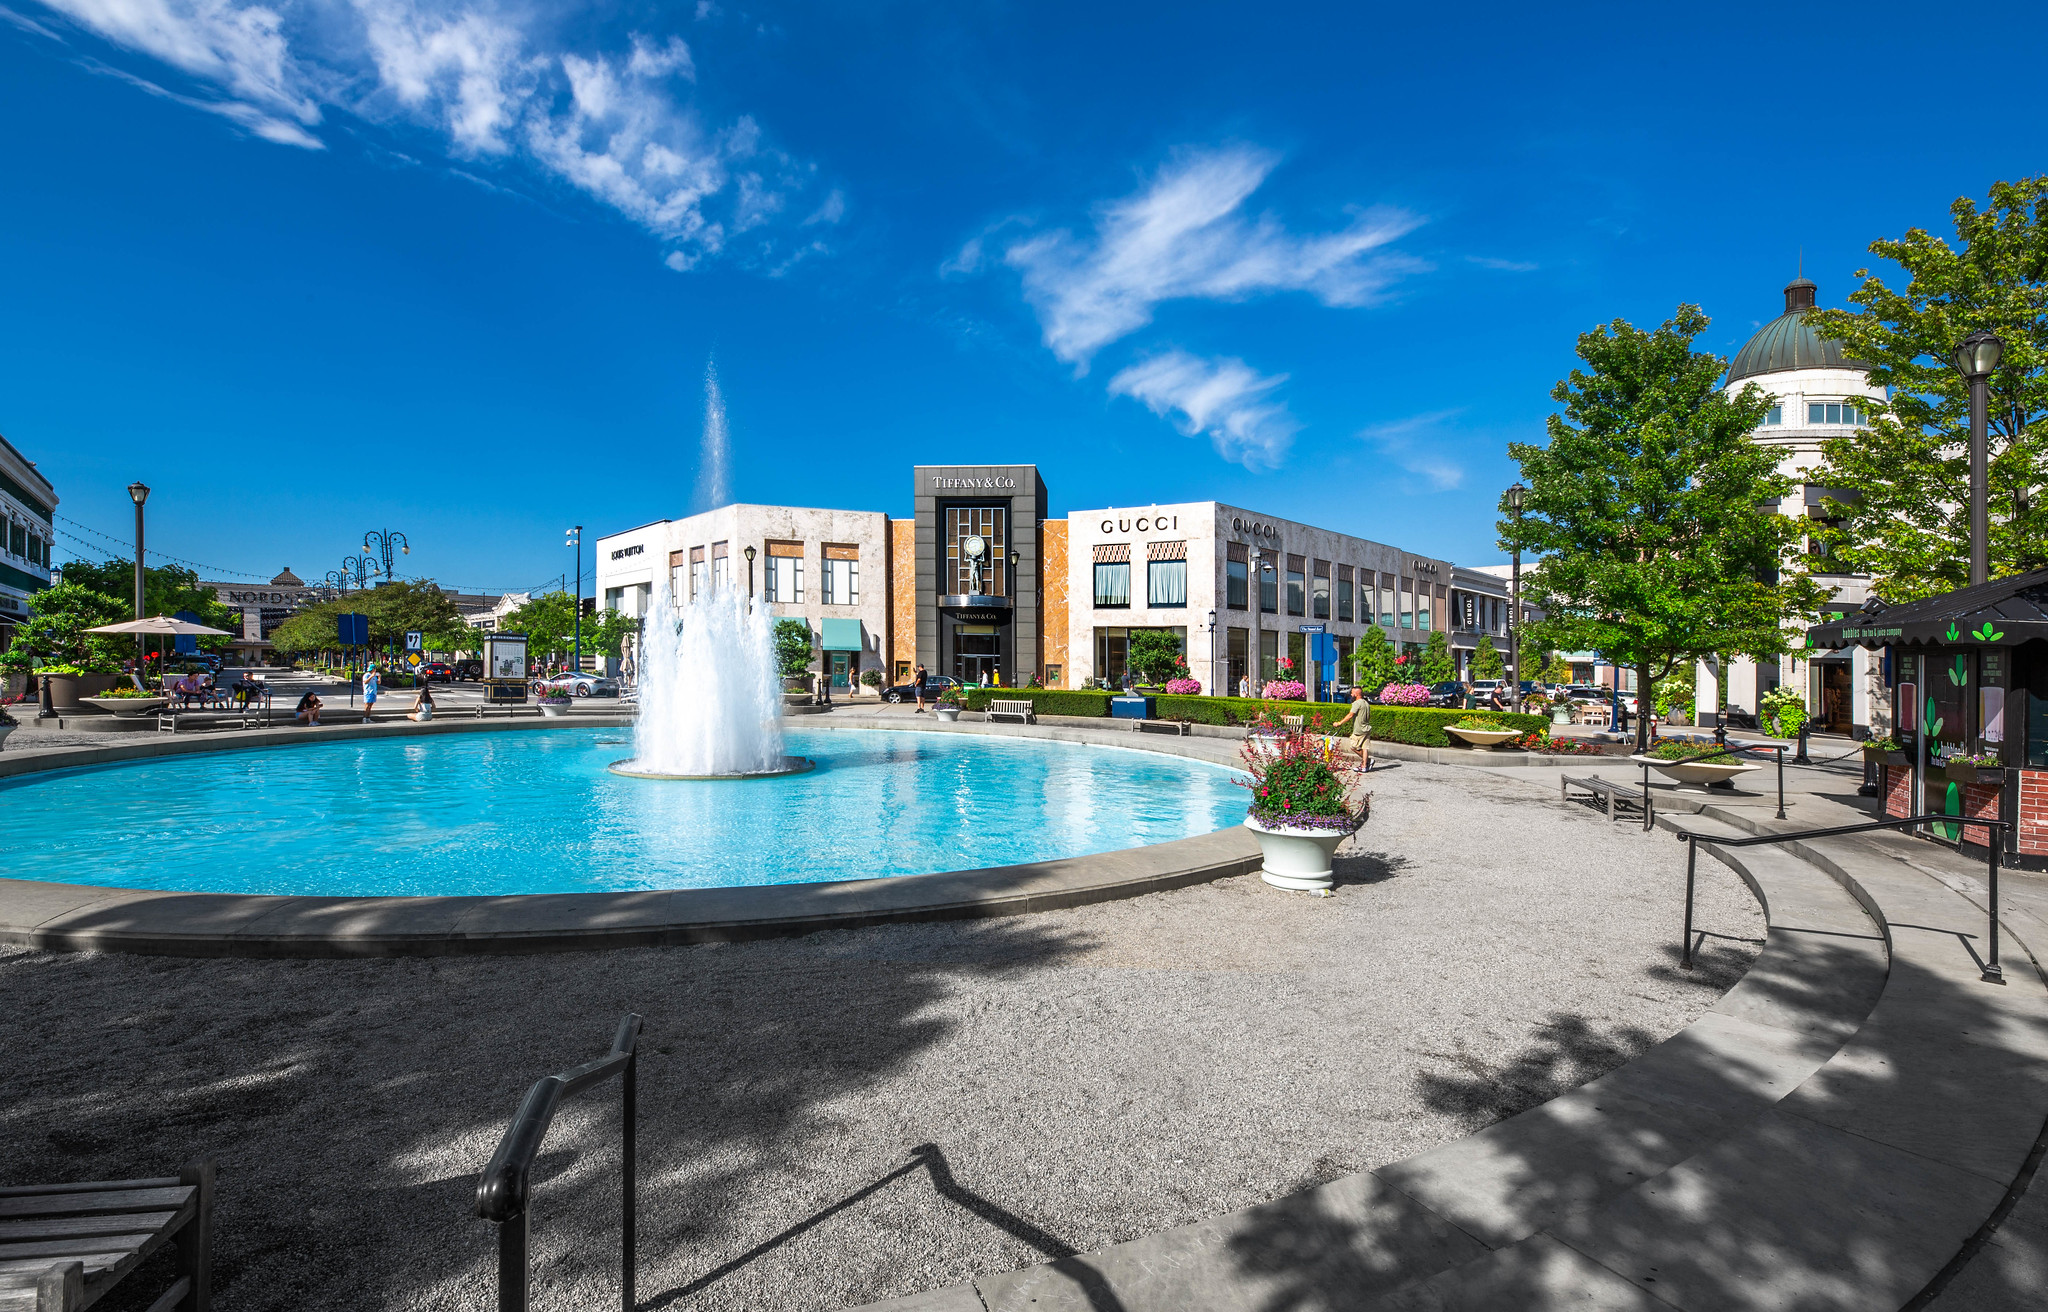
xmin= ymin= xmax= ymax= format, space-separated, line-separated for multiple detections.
xmin=1095 ymin=628 xmax=1128 ymax=684
xmin=1808 ymin=401 xmax=1868 ymax=426
xmin=1399 ymin=577 xmax=1413 ymax=628
xmin=764 ymin=541 xmax=803 ymax=603
xmin=823 ymin=545 xmax=859 ymax=605
xmin=711 ymin=541 xmax=728 ymax=592
xmin=1044 ymin=663 xmax=1062 ymax=688
xmin=1093 ymin=543 xmax=1131 ymax=608
xmin=6 ymin=521 xmax=21 ymax=558
xmin=1288 ymin=631 xmax=1306 ymax=679
xmin=1225 ymin=543 xmax=1248 ymax=610
xmin=945 ymin=506 xmax=1008 ymax=596
xmin=1286 ymin=555 xmax=1305 ymax=616
xmin=1227 ymin=627 xmax=1248 ymax=695
xmin=1146 ymin=553 xmax=1188 ymax=608
xmin=1259 ymin=627 xmax=1280 ymax=682
xmin=689 ymin=546 xmax=707 ymax=600
xmin=1259 ymin=557 xmax=1278 ymax=613
xmin=1336 ymin=566 xmax=1353 ymax=623
xmin=1761 ymin=405 xmax=1782 ymax=425
xmin=1312 ymin=560 xmax=1330 ymax=620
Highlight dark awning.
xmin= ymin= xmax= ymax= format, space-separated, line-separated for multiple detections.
xmin=1806 ymin=568 xmax=2048 ymax=650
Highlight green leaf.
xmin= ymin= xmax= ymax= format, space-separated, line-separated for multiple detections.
xmin=1945 ymin=623 xmax=1961 ymax=641
xmin=1972 ymin=622 xmax=2005 ymax=641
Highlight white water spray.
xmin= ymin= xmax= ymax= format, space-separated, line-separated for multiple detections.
xmin=620 ymin=578 xmax=787 ymax=777
xmin=694 ymin=360 xmax=730 ymax=513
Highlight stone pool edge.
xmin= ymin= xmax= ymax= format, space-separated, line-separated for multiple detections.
xmin=0 ymin=716 xmax=1263 ymax=958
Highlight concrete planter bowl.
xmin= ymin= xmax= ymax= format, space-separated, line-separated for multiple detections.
xmin=1629 ymin=753 xmax=1761 ymax=791
xmin=81 ymin=696 xmax=170 ymax=718
xmin=537 ymin=702 xmax=570 ymax=718
xmin=935 ymin=704 xmax=962 ymax=722
xmin=1243 ymin=816 xmax=1353 ymax=891
xmin=1445 ymin=725 xmax=1522 ymax=749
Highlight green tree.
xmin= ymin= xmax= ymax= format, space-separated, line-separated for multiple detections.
xmin=1418 ymin=629 xmax=1455 ymax=684
xmin=586 ymin=609 xmax=640 ymax=661
xmin=267 ymin=606 xmax=340 ymax=657
xmin=1 ymin=583 xmax=129 ymax=673
xmin=1470 ymin=635 xmax=1504 ymax=680
xmin=498 ymin=591 xmax=579 ymax=661
xmin=1350 ymin=626 xmax=1397 ymax=695
xmin=57 ymin=559 xmax=240 ymax=651
xmin=1503 ymin=305 xmax=1829 ymax=752
xmin=1808 ymin=177 xmax=2048 ymax=599
xmin=1128 ymin=629 xmax=1187 ymax=684
xmin=772 ymin=619 xmax=814 ymax=678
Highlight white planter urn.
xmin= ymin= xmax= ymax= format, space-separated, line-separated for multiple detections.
xmin=1244 ymin=816 xmax=1352 ymax=891
xmin=539 ymin=702 xmax=568 ymax=718
xmin=935 ymin=705 xmax=961 ymax=722
xmin=0 ymin=723 xmax=14 ymax=751
xmin=1445 ymin=725 xmax=1521 ymax=748
xmin=1628 ymin=753 xmax=1760 ymax=791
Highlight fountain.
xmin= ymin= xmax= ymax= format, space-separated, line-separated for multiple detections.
xmin=608 ymin=581 xmax=813 ymax=780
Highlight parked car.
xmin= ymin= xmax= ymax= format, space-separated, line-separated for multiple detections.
xmin=453 ymin=660 xmax=485 ymax=681
xmin=881 ymin=674 xmax=963 ymax=704
xmin=420 ymin=661 xmax=455 ymax=683
xmin=1426 ymin=680 xmax=1468 ymax=708
xmin=531 ymin=671 xmax=618 ymax=697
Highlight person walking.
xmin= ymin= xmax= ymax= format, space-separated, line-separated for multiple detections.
xmin=913 ymin=661 xmax=930 ymax=714
xmin=1330 ymin=684 xmax=1371 ymax=766
xmin=362 ymin=663 xmax=381 ymax=719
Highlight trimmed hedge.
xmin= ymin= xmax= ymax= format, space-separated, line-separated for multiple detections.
xmin=1365 ymin=707 xmax=1549 ymax=747
xmin=959 ymin=688 xmax=1118 ymax=717
xmin=958 ymin=687 xmax=1356 ymax=731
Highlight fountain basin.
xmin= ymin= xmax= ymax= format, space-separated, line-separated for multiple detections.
xmin=607 ymin=755 xmax=816 ymax=781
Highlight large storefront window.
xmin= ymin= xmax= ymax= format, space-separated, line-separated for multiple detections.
xmin=1260 ymin=628 xmax=1280 ymax=682
xmin=1095 ymin=627 xmax=1128 ymax=685
xmin=1094 ymin=560 xmax=1131 ymax=608
xmin=1146 ymin=546 xmax=1187 ymax=607
xmin=765 ymin=541 xmax=803 ymax=603
xmin=1228 ymin=627 xmax=1248 ymax=695
xmin=1226 ymin=543 xmax=1248 ymax=610
xmin=944 ymin=506 xmax=1008 ymax=595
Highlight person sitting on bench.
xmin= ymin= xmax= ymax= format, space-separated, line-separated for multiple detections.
xmin=294 ymin=691 xmax=323 ymax=726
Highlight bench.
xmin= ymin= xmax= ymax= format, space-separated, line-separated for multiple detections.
xmin=987 ymin=699 xmax=1035 ymax=725
xmin=1561 ymin=773 xmax=1651 ymax=823
xmin=0 ymin=1156 xmax=212 ymax=1311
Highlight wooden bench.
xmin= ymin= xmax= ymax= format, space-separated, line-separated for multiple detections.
xmin=987 ymin=699 xmax=1035 ymax=725
xmin=0 ymin=1156 xmax=212 ymax=1311
xmin=1561 ymin=773 xmax=1651 ymax=823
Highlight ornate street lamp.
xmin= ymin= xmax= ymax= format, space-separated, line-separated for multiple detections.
xmin=1951 ymin=329 xmax=2004 ymax=587
xmin=743 ymin=544 xmax=757 ymax=599
xmin=1506 ymin=483 xmax=1526 ymax=703
xmin=342 ymin=554 xmax=374 ymax=592
xmin=323 ymin=570 xmax=352 ymax=593
xmin=363 ymin=529 xmax=409 ymax=582
xmin=127 ymin=482 xmax=149 ymax=663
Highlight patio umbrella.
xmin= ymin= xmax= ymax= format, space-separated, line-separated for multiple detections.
xmin=86 ymin=617 xmax=235 ymax=686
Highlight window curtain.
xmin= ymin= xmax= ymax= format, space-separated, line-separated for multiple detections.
xmin=1094 ymin=562 xmax=1131 ymax=607
xmin=1147 ymin=558 xmax=1187 ymax=607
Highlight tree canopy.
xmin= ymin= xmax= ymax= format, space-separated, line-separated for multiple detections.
xmin=1349 ymin=626 xmax=1397 ymax=694
xmin=266 ymin=581 xmax=470 ymax=658
xmin=1807 ymin=176 xmax=2048 ymax=599
xmin=1417 ymin=629 xmax=1455 ymax=684
xmin=1503 ymin=305 xmax=1827 ymax=749
xmin=1470 ymin=634 xmax=1504 ymax=680
xmin=0 ymin=582 xmax=129 ymax=673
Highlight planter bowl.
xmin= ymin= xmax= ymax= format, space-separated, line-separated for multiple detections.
xmin=1445 ymin=725 xmax=1522 ymax=749
xmin=935 ymin=705 xmax=962 ymax=722
xmin=81 ymin=696 xmax=170 ymax=717
xmin=1945 ymin=762 xmax=2004 ymax=786
xmin=1629 ymin=754 xmax=1761 ymax=790
xmin=1244 ymin=816 xmax=1354 ymax=891
xmin=538 ymin=702 xmax=570 ymax=717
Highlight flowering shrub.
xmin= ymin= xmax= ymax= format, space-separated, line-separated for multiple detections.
xmin=1238 ymin=727 xmax=1367 ymax=831
xmin=1377 ymin=682 xmax=1431 ymax=706
xmin=536 ymin=684 xmax=574 ymax=703
xmin=1263 ymin=680 xmax=1307 ymax=701
xmin=1277 ymin=656 xmax=1294 ymax=672
xmin=1513 ymin=732 xmax=1603 ymax=755
xmin=1163 ymin=678 xmax=1202 ymax=695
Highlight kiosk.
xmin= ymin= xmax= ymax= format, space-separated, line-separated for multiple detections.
xmin=483 ymin=632 xmax=530 ymax=706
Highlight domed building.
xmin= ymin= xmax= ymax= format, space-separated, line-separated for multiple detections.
xmin=1700 ymin=277 xmax=1888 ymax=737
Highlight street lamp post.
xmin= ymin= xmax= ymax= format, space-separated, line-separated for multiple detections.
xmin=1507 ymin=483 xmax=1525 ymax=705
xmin=1206 ymin=608 xmax=1219 ymax=696
xmin=1952 ymin=329 xmax=2004 ymax=587
xmin=363 ymin=529 xmax=409 ymax=583
xmin=743 ymin=545 xmax=757 ymax=600
xmin=566 ymin=526 xmax=583 ymax=672
xmin=127 ymin=482 xmax=149 ymax=666
xmin=342 ymin=555 xmax=374 ymax=592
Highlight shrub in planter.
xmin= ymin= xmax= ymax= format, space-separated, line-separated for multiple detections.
xmin=1238 ymin=728 xmax=1367 ymax=832
xmin=1365 ymin=707 xmax=1548 ymax=747
xmin=1377 ymin=682 xmax=1431 ymax=706
xmin=537 ymin=686 xmax=574 ymax=704
xmin=1264 ymin=679 xmax=1307 ymax=701
xmin=1163 ymin=677 xmax=1202 ymax=695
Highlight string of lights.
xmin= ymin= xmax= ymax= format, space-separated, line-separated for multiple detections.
xmin=54 ymin=515 xmax=271 ymax=580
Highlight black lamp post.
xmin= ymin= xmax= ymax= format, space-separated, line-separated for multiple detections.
xmin=1952 ymin=329 xmax=2004 ymax=587
xmin=1206 ymin=608 xmax=1218 ymax=696
xmin=363 ymin=529 xmax=409 ymax=583
xmin=743 ymin=545 xmax=757 ymax=599
xmin=342 ymin=555 xmax=374 ymax=592
xmin=127 ymin=482 xmax=149 ymax=665
xmin=565 ymin=526 xmax=582 ymax=671
xmin=1506 ymin=483 xmax=1525 ymax=702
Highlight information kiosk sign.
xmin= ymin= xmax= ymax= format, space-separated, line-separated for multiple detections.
xmin=483 ymin=632 xmax=530 ymax=704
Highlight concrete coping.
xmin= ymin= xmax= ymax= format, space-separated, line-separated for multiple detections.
xmin=0 ymin=714 xmax=1260 ymax=958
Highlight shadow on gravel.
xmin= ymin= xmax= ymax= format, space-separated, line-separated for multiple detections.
xmin=1329 ymin=851 xmax=1408 ymax=889
xmin=0 ymin=913 xmax=1095 ymax=1312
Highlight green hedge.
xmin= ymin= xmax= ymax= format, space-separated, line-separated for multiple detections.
xmin=960 ymin=688 xmax=1118 ymax=717
xmin=959 ymin=687 xmax=1356 ymax=730
xmin=1365 ymin=707 xmax=1549 ymax=747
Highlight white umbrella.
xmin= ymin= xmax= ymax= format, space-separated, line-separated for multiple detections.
xmin=86 ymin=616 xmax=234 ymax=636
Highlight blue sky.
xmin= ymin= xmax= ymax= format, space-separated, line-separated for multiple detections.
xmin=5 ymin=1 xmax=2044 ymax=595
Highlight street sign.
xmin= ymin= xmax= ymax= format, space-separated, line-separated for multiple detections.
xmin=1310 ymin=633 xmax=1339 ymax=664
xmin=405 ymin=630 xmax=423 ymax=652
xmin=1297 ymin=623 xmax=1326 ymax=633
xmin=407 ymin=652 xmax=423 ymax=668
xmin=337 ymin=613 xmax=369 ymax=647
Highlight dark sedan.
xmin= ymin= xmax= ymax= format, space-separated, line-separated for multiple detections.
xmin=881 ymin=674 xmax=963 ymax=704
xmin=420 ymin=661 xmax=456 ymax=683
xmin=1426 ymin=681 xmax=1468 ymax=708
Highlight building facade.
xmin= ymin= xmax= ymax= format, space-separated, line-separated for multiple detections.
xmin=913 ymin=465 xmax=1049 ymax=688
xmin=0 ymin=434 xmax=57 ymax=649
xmin=1064 ymin=502 xmax=1453 ymax=694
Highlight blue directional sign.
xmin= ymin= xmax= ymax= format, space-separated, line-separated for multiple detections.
xmin=337 ymin=613 xmax=370 ymax=647
xmin=404 ymin=630 xmax=423 ymax=652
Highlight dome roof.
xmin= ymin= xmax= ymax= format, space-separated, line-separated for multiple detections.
xmin=1726 ymin=277 xmax=1863 ymax=383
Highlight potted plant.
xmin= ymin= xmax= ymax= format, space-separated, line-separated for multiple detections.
xmin=1629 ymin=739 xmax=1761 ymax=790
xmin=0 ymin=700 xmax=16 ymax=750
xmin=1862 ymin=735 xmax=1906 ymax=767
xmin=1942 ymin=750 xmax=2004 ymax=785
xmin=1238 ymin=726 xmax=1367 ymax=891
xmin=1445 ymin=716 xmax=1522 ymax=748
xmin=82 ymin=686 xmax=170 ymax=717
xmin=935 ymin=688 xmax=965 ymax=722
xmin=33 ymin=664 xmax=88 ymax=711
xmin=860 ymin=668 xmax=884 ymax=698
xmin=536 ymin=685 xmax=574 ymax=717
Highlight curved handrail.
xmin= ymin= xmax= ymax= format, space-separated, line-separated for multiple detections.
xmin=475 ymin=1013 xmax=643 ymax=1312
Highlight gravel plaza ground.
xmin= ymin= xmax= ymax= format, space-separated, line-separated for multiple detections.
xmin=0 ymin=753 xmax=1763 ymax=1312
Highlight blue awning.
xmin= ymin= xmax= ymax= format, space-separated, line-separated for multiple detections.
xmin=820 ymin=618 xmax=865 ymax=651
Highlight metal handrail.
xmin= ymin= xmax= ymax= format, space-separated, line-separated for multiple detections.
xmin=476 ymin=1013 xmax=643 ymax=1312
xmin=1676 ymin=813 xmax=2009 ymax=983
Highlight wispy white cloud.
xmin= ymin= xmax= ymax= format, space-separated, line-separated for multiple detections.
xmin=1 ymin=4 xmax=65 ymax=39
xmin=998 ymin=146 xmax=1427 ymax=370
xmin=1358 ymin=409 xmax=1467 ymax=490
xmin=1109 ymin=350 xmax=1300 ymax=470
xmin=1466 ymin=254 xmax=1537 ymax=272
xmin=28 ymin=0 xmax=826 ymax=270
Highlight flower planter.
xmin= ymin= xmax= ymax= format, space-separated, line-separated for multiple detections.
xmin=1945 ymin=762 xmax=2004 ymax=786
xmin=1629 ymin=754 xmax=1761 ymax=791
xmin=935 ymin=705 xmax=961 ymax=722
xmin=0 ymin=724 xmax=15 ymax=751
xmin=1884 ymin=751 xmax=1909 ymax=767
xmin=538 ymin=702 xmax=570 ymax=717
xmin=1551 ymin=708 xmax=1572 ymax=725
xmin=38 ymin=672 xmax=84 ymax=710
xmin=81 ymin=696 xmax=170 ymax=717
xmin=1445 ymin=725 xmax=1522 ymax=749
xmin=1244 ymin=816 xmax=1353 ymax=891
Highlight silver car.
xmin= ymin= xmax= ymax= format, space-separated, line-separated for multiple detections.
xmin=531 ymin=672 xmax=618 ymax=697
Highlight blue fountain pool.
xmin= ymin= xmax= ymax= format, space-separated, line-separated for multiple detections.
xmin=0 ymin=727 xmax=1247 ymax=897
